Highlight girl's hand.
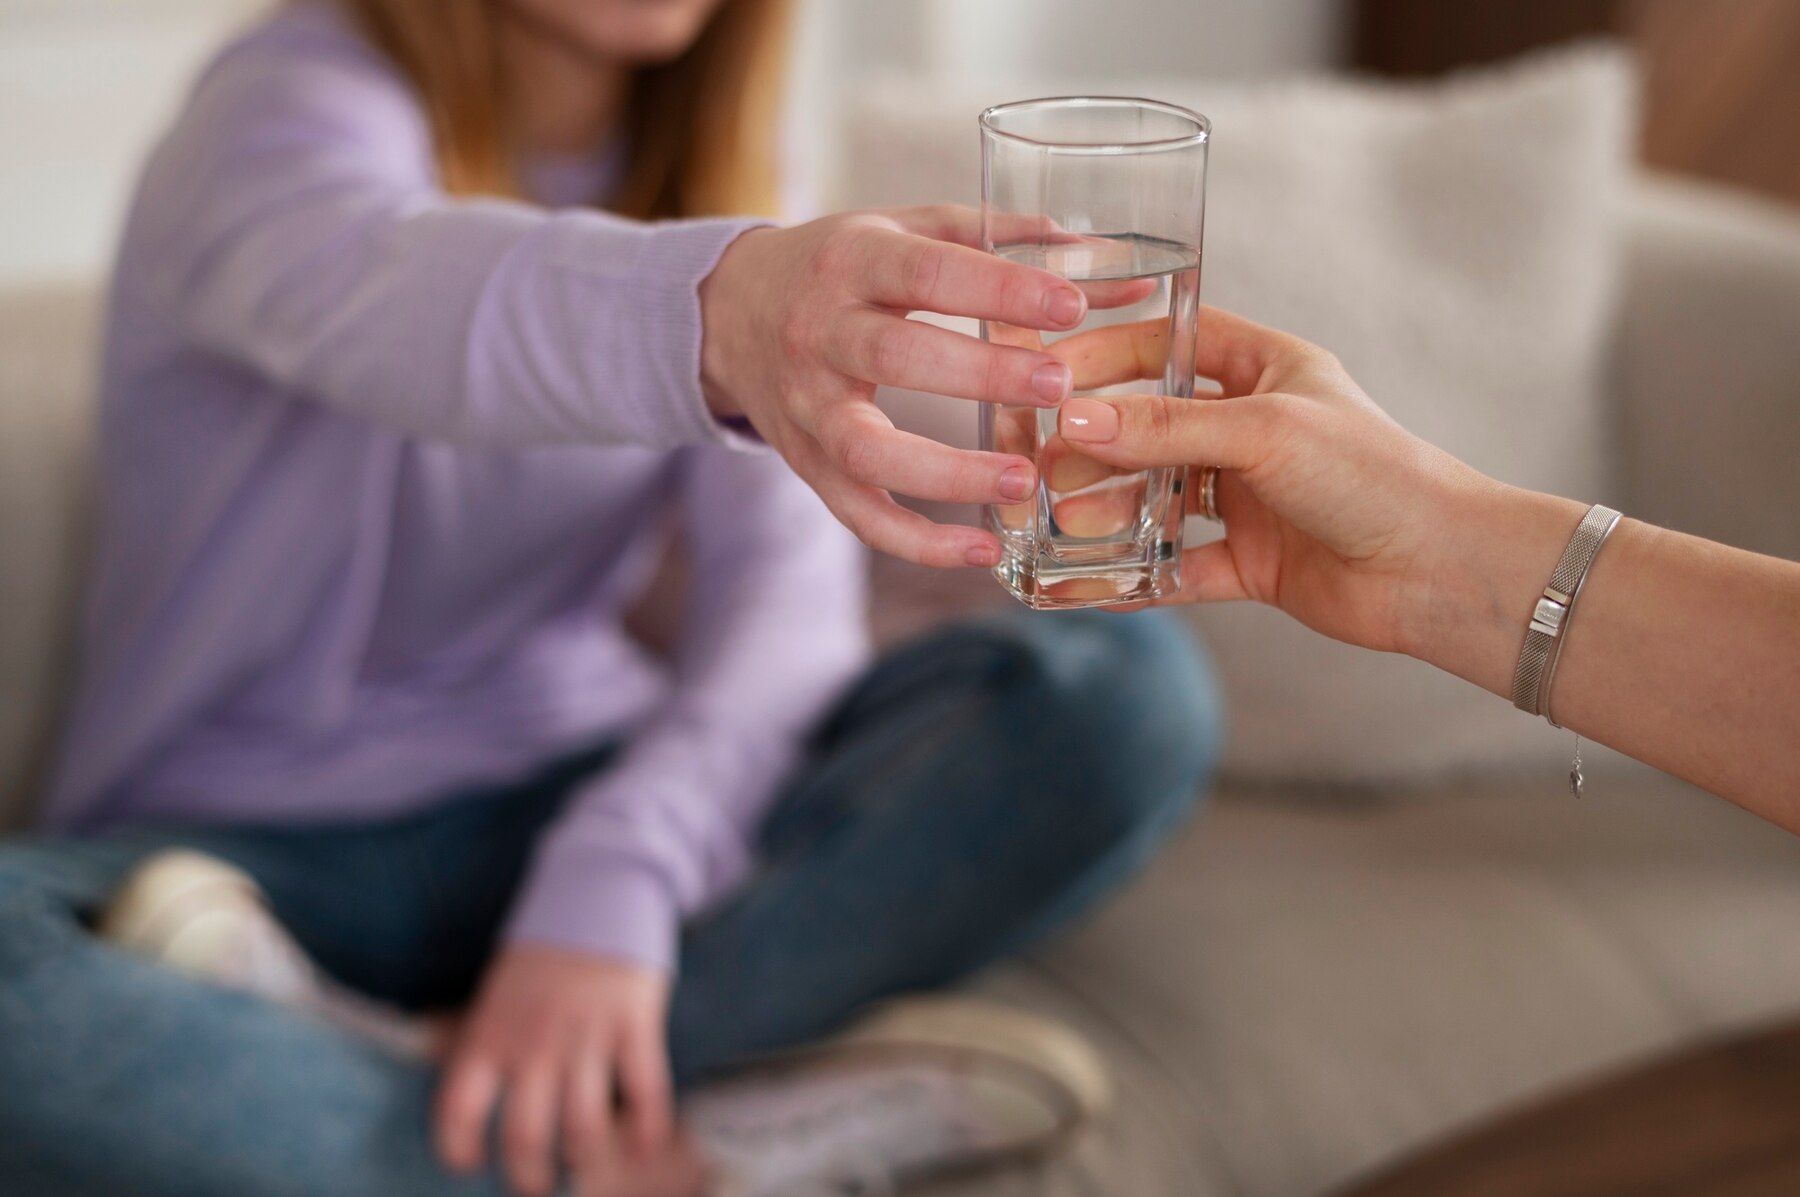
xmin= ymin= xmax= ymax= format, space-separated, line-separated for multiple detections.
xmin=435 ymin=946 xmax=673 ymax=1197
xmin=1053 ymin=306 xmax=1490 ymax=657
xmin=698 ymin=205 xmax=1092 ymax=569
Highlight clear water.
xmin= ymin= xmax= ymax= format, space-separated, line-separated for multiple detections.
xmin=982 ymin=233 xmax=1202 ymax=608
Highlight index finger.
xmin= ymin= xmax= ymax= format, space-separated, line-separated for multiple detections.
xmin=435 ymin=1055 xmax=502 ymax=1173
xmin=860 ymin=231 xmax=1088 ymax=332
xmin=1052 ymin=319 xmax=1169 ymax=391
xmin=885 ymin=205 xmax=1067 ymax=250
xmin=1193 ymin=306 xmax=1309 ymax=396
xmin=502 ymin=1066 xmax=562 ymax=1196
xmin=1054 ymin=306 xmax=1307 ymax=397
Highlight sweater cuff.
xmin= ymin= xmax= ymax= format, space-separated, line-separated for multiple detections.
xmin=627 ymin=216 xmax=773 ymax=451
xmin=503 ymin=850 xmax=681 ymax=975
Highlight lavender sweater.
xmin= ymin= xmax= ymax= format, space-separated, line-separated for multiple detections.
xmin=44 ymin=2 xmax=871 ymax=973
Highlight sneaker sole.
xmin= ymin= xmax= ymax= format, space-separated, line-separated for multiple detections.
xmin=706 ymin=994 xmax=1114 ymax=1171
xmin=95 ymin=849 xmax=267 ymax=960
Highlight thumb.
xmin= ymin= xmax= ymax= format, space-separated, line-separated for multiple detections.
xmin=1058 ymin=392 xmax=1295 ymax=474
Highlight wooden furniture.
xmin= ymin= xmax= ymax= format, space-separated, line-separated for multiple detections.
xmin=1355 ymin=0 xmax=1800 ymax=206
xmin=1335 ymin=1019 xmax=1800 ymax=1196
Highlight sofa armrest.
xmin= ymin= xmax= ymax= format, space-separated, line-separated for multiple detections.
xmin=1615 ymin=175 xmax=1800 ymax=562
xmin=0 ymin=279 xmax=102 ymax=828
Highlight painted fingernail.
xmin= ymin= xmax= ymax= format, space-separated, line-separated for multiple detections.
xmin=965 ymin=543 xmax=1001 ymax=567
xmin=1031 ymin=361 xmax=1072 ymax=404
xmin=1044 ymin=286 xmax=1085 ymax=327
xmin=1061 ymin=398 xmax=1118 ymax=443
xmin=999 ymin=465 xmax=1035 ymax=502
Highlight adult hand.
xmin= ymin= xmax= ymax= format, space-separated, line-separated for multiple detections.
xmin=435 ymin=946 xmax=673 ymax=1197
xmin=698 ymin=205 xmax=1093 ymax=569
xmin=1053 ymin=306 xmax=1489 ymax=656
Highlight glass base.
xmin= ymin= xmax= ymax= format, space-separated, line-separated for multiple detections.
xmin=992 ymin=550 xmax=1181 ymax=611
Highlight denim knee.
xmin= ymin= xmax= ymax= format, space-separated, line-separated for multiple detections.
xmin=981 ymin=607 xmax=1222 ymax=843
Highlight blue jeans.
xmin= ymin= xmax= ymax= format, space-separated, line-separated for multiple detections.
xmin=0 ymin=610 xmax=1219 ymax=1197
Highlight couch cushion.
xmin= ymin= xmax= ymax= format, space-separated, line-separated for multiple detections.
xmin=0 ymin=280 xmax=103 ymax=827
xmin=848 ymin=46 xmax=1640 ymax=785
xmin=1615 ymin=175 xmax=1800 ymax=565
xmin=919 ymin=772 xmax=1800 ymax=1196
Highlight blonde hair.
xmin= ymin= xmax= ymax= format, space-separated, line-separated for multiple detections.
xmin=340 ymin=0 xmax=791 ymax=219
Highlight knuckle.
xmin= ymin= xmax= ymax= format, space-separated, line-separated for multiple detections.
xmin=979 ymin=347 xmax=1015 ymax=401
xmin=992 ymin=268 xmax=1025 ymax=319
xmin=835 ymin=430 xmax=881 ymax=483
xmin=812 ymin=223 xmax=861 ymax=277
xmin=902 ymin=241 xmax=944 ymax=304
xmin=1275 ymin=331 xmax=1324 ymax=369
xmin=777 ymin=313 xmax=811 ymax=362
xmin=1142 ymin=395 xmax=1178 ymax=444
xmin=867 ymin=323 xmax=913 ymax=381
xmin=842 ymin=510 xmax=891 ymax=556
xmin=778 ymin=388 xmax=816 ymax=430
xmin=949 ymin=458 xmax=990 ymax=500
xmin=812 ymin=406 xmax=857 ymax=469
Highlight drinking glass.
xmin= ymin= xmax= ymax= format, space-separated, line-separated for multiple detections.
xmin=980 ymin=96 xmax=1209 ymax=609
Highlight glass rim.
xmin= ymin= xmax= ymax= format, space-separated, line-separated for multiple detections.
xmin=979 ymin=96 xmax=1211 ymax=155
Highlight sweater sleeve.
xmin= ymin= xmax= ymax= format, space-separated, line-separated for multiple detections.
xmin=125 ymin=9 xmax=766 ymax=451
xmin=503 ymin=447 xmax=872 ymax=971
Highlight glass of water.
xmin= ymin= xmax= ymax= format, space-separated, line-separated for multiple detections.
xmin=980 ymin=97 xmax=1209 ymax=609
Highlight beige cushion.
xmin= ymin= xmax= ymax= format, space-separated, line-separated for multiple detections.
xmin=923 ymin=773 xmax=1800 ymax=1196
xmin=0 ymin=281 xmax=102 ymax=826
xmin=848 ymin=47 xmax=1640 ymax=784
xmin=1615 ymin=175 xmax=1800 ymax=564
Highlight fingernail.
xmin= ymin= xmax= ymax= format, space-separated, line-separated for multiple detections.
xmin=965 ymin=543 xmax=1001 ymax=567
xmin=1031 ymin=361 xmax=1071 ymax=405
xmin=1044 ymin=287 xmax=1085 ymax=327
xmin=1061 ymin=398 xmax=1118 ymax=443
xmin=999 ymin=465 xmax=1035 ymax=502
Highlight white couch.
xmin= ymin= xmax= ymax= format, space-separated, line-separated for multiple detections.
xmin=5 ymin=168 xmax=1800 ymax=1196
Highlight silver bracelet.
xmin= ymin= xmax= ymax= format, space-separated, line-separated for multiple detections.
xmin=1510 ymin=504 xmax=1622 ymax=794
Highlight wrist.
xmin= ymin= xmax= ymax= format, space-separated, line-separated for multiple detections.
xmin=505 ymin=852 xmax=679 ymax=975
xmin=1402 ymin=474 xmax=1590 ymax=699
xmin=697 ymin=226 xmax=775 ymax=419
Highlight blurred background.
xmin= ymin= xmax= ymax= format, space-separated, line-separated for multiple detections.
xmin=3 ymin=4 xmax=1799 ymax=1196
xmin=4 ymin=0 xmax=1340 ymax=279
xmin=7 ymin=0 xmax=1800 ymax=281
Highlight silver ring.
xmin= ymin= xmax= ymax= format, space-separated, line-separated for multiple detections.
xmin=1197 ymin=465 xmax=1222 ymax=522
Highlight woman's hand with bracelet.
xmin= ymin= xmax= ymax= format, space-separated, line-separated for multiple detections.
xmin=1053 ymin=306 xmax=1504 ymax=661
xmin=699 ymin=206 xmax=1099 ymax=570
xmin=1051 ymin=305 xmax=1800 ymax=818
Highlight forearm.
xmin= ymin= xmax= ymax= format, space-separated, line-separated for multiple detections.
xmin=506 ymin=455 xmax=869 ymax=968
xmin=1414 ymin=480 xmax=1800 ymax=819
xmin=137 ymin=32 xmax=766 ymax=450
xmin=152 ymin=191 xmax=761 ymax=448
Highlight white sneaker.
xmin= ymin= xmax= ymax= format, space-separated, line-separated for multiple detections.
xmin=686 ymin=996 xmax=1111 ymax=1196
xmin=96 ymin=849 xmax=431 ymax=1056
